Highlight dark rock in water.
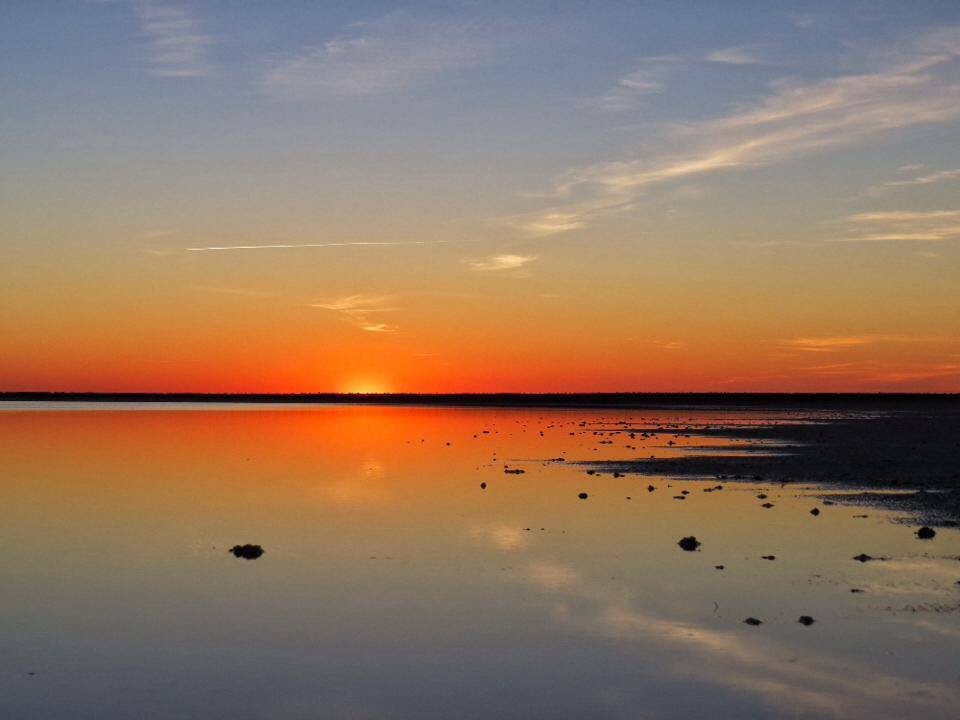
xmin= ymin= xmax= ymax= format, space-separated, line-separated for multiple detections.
xmin=578 ymin=492 xmax=589 ymax=500
xmin=761 ymin=555 xmax=776 ymax=560
xmin=230 ymin=544 xmax=264 ymax=560
xmin=761 ymin=502 xmax=775 ymax=508
xmin=480 ymin=482 xmax=487 ymax=489
xmin=743 ymin=617 xmax=763 ymax=626
xmin=504 ymin=467 xmax=525 ymax=474
xmin=798 ymin=615 xmax=815 ymax=626
xmin=673 ymin=495 xmax=686 ymax=500
xmin=681 ymin=490 xmax=690 ymax=495
xmin=678 ymin=536 xmax=701 ymax=551
xmin=823 ymin=500 xmax=835 ymax=505
xmin=756 ymin=494 xmax=768 ymax=499
xmin=715 ymin=565 xmax=725 ymax=570
xmin=853 ymin=553 xmax=873 ymax=562
xmin=810 ymin=508 xmax=820 ymax=516
xmin=647 ymin=485 xmax=656 ymax=492
xmin=916 ymin=526 xmax=936 ymax=539
xmin=851 ymin=588 xmax=865 ymax=593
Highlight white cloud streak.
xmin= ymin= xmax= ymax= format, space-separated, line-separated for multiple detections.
xmin=187 ymin=240 xmax=448 ymax=252
xmin=509 ymin=27 xmax=960 ymax=236
xmin=134 ymin=1 xmax=213 ymax=77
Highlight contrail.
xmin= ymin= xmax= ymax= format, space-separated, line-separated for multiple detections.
xmin=187 ymin=240 xmax=449 ymax=251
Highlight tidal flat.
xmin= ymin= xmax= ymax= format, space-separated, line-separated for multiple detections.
xmin=1 ymin=402 xmax=958 ymax=719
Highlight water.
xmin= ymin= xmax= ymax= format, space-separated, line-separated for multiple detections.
xmin=1 ymin=405 xmax=958 ymax=719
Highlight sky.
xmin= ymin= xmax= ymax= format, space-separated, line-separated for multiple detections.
xmin=1 ymin=0 xmax=959 ymax=393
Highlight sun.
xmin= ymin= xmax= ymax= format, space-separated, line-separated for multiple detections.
xmin=341 ymin=378 xmax=391 ymax=395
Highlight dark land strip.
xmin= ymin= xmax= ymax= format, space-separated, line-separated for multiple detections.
xmin=581 ymin=410 xmax=960 ymax=525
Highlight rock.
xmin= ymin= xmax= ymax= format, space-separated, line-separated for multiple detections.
xmin=743 ymin=617 xmax=763 ymax=626
xmin=480 ymin=482 xmax=487 ymax=489
xmin=647 ymin=485 xmax=656 ymax=492
xmin=715 ymin=565 xmax=725 ymax=570
xmin=797 ymin=615 xmax=815 ymax=626
xmin=757 ymin=494 xmax=768 ymax=499
xmin=230 ymin=544 xmax=264 ymax=560
xmin=850 ymin=588 xmax=865 ymax=593
xmin=853 ymin=553 xmax=873 ymax=562
xmin=504 ymin=467 xmax=525 ymax=474
xmin=578 ymin=492 xmax=589 ymax=500
xmin=678 ymin=536 xmax=701 ymax=551
xmin=810 ymin=508 xmax=820 ymax=516
xmin=916 ymin=526 xmax=936 ymax=539
xmin=761 ymin=555 xmax=776 ymax=560
xmin=761 ymin=502 xmax=775 ymax=508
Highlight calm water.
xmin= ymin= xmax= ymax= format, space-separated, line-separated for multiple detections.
xmin=1 ymin=405 xmax=958 ymax=719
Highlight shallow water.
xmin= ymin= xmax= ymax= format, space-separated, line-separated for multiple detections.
xmin=1 ymin=405 xmax=958 ymax=720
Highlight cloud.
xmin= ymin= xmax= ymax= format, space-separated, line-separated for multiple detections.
xmin=467 ymin=254 xmax=537 ymax=272
xmin=705 ymin=45 xmax=767 ymax=65
xmin=186 ymin=240 xmax=448 ymax=252
xmin=134 ymin=1 xmax=213 ymax=77
xmin=263 ymin=12 xmax=494 ymax=98
xmin=509 ymin=27 xmax=960 ymax=236
xmin=782 ymin=334 xmax=945 ymax=352
xmin=864 ymin=168 xmax=960 ymax=196
xmin=309 ymin=294 xmax=400 ymax=333
xmin=598 ymin=56 xmax=676 ymax=111
xmin=830 ymin=210 xmax=960 ymax=243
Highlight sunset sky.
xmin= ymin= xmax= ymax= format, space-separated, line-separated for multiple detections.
xmin=2 ymin=1 xmax=959 ymax=392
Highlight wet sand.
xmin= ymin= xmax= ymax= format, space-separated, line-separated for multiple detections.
xmin=581 ymin=407 xmax=960 ymax=525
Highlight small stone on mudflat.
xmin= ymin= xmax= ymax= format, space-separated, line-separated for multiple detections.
xmin=798 ymin=615 xmax=815 ymax=626
xmin=916 ymin=526 xmax=936 ymax=539
xmin=677 ymin=536 xmax=701 ymax=551
xmin=230 ymin=544 xmax=264 ymax=560
xmin=743 ymin=617 xmax=763 ymax=626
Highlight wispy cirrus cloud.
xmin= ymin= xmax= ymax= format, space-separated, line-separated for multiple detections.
xmin=782 ymin=334 xmax=947 ymax=353
xmin=467 ymin=254 xmax=537 ymax=273
xmin=508 ymin=27 xmax=960 ymax=236
xmin=830 ymin=209 xmax=960 ymax=243
xmin=705 ymin=45 xmax=767 ymax=65
xmin=864 ymin=168 xmax=960 ymax=196
xmin=263 ymin=12 xmax=494 ymax=98
xmin=309 ymin=294 xmax=400 ymax=333
xmin=134 ymin=1 xmax=213 ymax=77
xmin=187 ymin=240 xmax=448 ymax=252
xmin=597 ymin=56 xmax=676 ymax=111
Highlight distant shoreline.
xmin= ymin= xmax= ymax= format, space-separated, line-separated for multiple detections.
xmin=1 ymin=392 xmax=958 ymax=409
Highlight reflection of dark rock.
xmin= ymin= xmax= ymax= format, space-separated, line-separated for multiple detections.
xmin=678 ymin=536 xmax=701 ymax=551
xmin=798 ymin=615 xmax=815 ymax=626
xmin=743 ymin=617 xmax=763 ymax=626
xmin=916 ymin=526 xmax=936 ymax=539
xmin=578 ymin=492 xmax=589 ymax=499
xmin=230 ymin=544 xmax=264 ymax=560
xmin=853 ymin=553 xmax=873 ymax=562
